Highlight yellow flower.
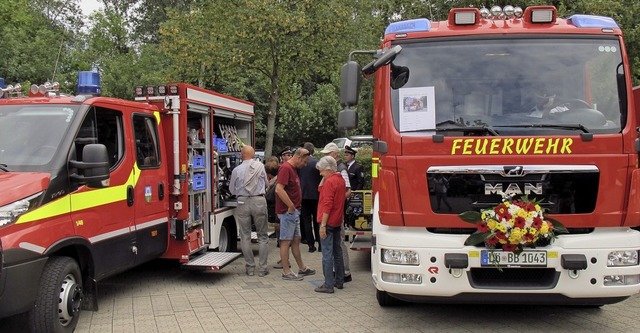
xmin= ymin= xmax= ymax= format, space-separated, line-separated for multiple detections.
xmin=487 ymin=219 xmax=497 ymax=230
xmin=481 ymin=212 xmax=486 ymax=220
xmin=540 ymin=222 xmax=549 ymax=234
xmin=509 ymin=228 xmax=523 ymax=243
xmin=517 ymin=209 xmax=528 ymax=218
xmin=496 ymin=222 xmax=507 ymax=233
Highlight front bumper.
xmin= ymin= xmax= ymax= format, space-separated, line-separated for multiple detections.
xmin=372 ymin=227 xmax=640 ymax=305
xmin=0 ymin=248 xmax=47 ymax=317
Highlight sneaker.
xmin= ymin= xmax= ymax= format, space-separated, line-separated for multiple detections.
xmin=282 ymin=272 xmax=303 ymax=281
xmin=344 ymin=274 xmax=352 ymax=283
xmin=246 ymin=269 xmax=255 ymax=276
xmin=308 ymin=246 xmax=316 ymax=253
xmin=335 ymin=283 xmax=344 ymax=290
xmin=258 ymin=270 xmax=269 ymax=277
xmin=298 ymin=267 xmax=316 ymax=276
xmin=314 ymin=285 xmax=334 ymax=293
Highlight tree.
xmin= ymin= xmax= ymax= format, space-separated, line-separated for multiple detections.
xmin=160 ymin=0 xmax=361 ymax=157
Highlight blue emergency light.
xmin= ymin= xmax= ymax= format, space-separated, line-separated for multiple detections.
xmin=568 ymin=15 xmax=619 ymax=29
xmin=77 ymin=71 xmax=101 ymax=95
xmin=385 ymin=18 xmax=431 ymax=35
xmin=0 ymin=78 xmax=4 ymax=89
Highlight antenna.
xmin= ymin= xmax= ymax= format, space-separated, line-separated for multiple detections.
xmin=51 ymin=37 xmax=64 ymax=82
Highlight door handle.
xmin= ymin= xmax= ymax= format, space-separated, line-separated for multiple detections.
xmin=127 ymin=185 xmax=134 ymax=206
xmin=158 ymin=182 xmax=165 ymax=200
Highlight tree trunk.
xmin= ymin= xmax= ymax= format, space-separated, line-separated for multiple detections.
xmin=264 ymin=73 xmax=278 ymax=159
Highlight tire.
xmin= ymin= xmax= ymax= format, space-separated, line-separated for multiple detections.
xmin=376 ymin=290 xmax=401 ymax=307
xmin=218 ymin=220 xmax=237 ymax=252
xmin=29 ymin=256 xmax=83 ymax=333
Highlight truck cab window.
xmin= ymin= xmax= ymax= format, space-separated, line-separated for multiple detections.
xmin=133 ymin=115 xmax=160 ymax=168
xmin=77 ymin=107 xmax=124 ymax=169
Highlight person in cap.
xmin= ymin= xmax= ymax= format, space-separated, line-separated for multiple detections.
xmin=278 ymin=146 xmax=293 ymax=163
xmin=344 ymin=146 xmax=365 ymax=192
xmin=320 ymin=142 xmax=353 ymax=283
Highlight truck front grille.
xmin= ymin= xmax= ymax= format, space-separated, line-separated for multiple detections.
xmin=468 ymin=268 xmax=559 ymax=289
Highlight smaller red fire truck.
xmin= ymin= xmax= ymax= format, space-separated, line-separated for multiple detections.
xmin=0 ymin=73 xmax=254 ymax=332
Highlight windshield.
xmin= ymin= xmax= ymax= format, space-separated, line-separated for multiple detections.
xmin=0 ymin=104 xmax=78 ymax=170
xmin=390 ymin=36 xmax=624 ymax=135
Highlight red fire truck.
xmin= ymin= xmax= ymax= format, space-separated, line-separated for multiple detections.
xmin=339 ymin=5 xmax=640 ymax=306
xmin=0 ymin=74 xmax=254 ymax=331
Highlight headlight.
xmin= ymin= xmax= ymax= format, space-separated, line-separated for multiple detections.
xmin=381 ymin=248 xmax=419 ymax=265
xmin=0 ymin=192 xmax=42 ymax=227
xmin=607 ymin=250 xmax=639 ymax=267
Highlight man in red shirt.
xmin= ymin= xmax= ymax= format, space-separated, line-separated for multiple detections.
xmin=315 ymin=156 xmax=346 ymax=293
xmin=275 ymin=147 xmax=316 ymax=281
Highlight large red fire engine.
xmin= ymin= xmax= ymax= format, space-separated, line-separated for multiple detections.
xmin=0 ymin=74 xmax=254 ymax=332
xmin=339 ymin=5 xmax=640 ymax=306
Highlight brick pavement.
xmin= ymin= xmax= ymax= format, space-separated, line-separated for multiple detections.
xmin=2 ymin=237 xmax=639 ymax=332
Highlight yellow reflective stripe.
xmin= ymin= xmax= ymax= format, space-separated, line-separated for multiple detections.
xmin=371 ymin=157 xmax=379 ymax=178
xmin=16 ymin=164 xmax=141 ymax=224
xmin=16 ymin=196 xmax=71 ymax=224
xmin=154 ymin=111 xmax=161 ymax=124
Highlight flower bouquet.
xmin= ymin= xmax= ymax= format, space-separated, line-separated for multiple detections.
xmin=459 ymin=193 xmax=567 ymax=255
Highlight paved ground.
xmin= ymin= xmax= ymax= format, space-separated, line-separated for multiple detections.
xmin=2 ymin=238 xmax=640 ymax=332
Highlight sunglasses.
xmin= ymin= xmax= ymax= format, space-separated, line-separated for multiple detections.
xmin=292 ymin=147 xmax=311 ymax=157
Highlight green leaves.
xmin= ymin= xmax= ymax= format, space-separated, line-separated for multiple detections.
xmin=464 ymin=232 xmax=489 ymax=246
xmin=459 ymin=211 xmax=482 ymax=223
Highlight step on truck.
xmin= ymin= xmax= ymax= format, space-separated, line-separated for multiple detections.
xmin=338 ymin=5 xmax=640 ymax=306
xmin=0 ymin=74 xmax=255 ymax=332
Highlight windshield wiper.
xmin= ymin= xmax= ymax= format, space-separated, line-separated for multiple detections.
xmin=402 ymin=124 xmax=499 ymax=136
xmin=494 ymin=124 xmax=590 ymax=133
xmin=0 ymin=163 xmax=11 ymax=172
xmin=436 ymin=125 xmax=499 ymax=136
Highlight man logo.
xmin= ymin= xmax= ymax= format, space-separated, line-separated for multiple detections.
xmin=485 ymin=183 xmax=542 ymax=195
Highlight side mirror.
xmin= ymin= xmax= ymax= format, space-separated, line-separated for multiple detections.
xmin=338 ymin=107 xmax=358 ymax=131
xmin=69 ymin=144 xmax=110 ymax=188
xmin=340 ymin=61 xmax=362 ymax=107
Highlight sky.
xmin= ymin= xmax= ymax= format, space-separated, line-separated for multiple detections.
xmin=80 ymin=0 xmax=103 ymax=16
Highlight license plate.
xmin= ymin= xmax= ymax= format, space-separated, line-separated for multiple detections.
xmin=481 ymin=250 xmax=547 ymax=267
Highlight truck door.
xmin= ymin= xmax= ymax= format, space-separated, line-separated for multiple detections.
xmin=70 ymin=107 xmax=136 ymax=278
xmin=132 ymin=113 xmax=169 ymax=263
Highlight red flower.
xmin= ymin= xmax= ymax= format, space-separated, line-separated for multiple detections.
xmin=523 ymin=233 xmax=535 ymax=242
xmin=477 ymin=222 xmax=489 ymax=232
xmin=486 ymin=236 xmax=499 ymax=246
xmin=494 ymin=204 xmax=510 ymax=219
xmin=495 ymin=231 xmax=507 ymax=241
xmin=514 ymin=216 xmax=526 ymax=229
xmin=532 ymin=217 xmax=543 ymax=229
xmin=526 ymin=202 xmax=536 ymax=212
xmin=502 ymin=244 xmax=517 ymax=252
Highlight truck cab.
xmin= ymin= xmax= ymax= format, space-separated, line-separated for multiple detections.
xmin=340 ymin=6 xmax=640 ymax=307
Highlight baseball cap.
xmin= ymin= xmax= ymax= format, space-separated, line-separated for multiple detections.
xmin=320 ymin=142 xmax=339 ymax=154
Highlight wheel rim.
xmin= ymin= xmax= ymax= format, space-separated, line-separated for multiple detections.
xmin=219 ymin=225 xmax=229 ymax=252
xmin=58 ymin=273 xmax=82 ymax=326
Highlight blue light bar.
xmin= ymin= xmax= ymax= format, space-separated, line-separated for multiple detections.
xmin=568 ymin=14 xmax=619 ymax=29
xmin=77 ymin=71 xmax=101 ymax=95
xmin=385 ymin=18 xmax=431 ymax=35
xmin=0 ymin=77 xmax=4 ymax=89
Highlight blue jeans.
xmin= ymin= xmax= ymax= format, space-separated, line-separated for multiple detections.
xmin=320 ymin=226 xmax=344 ymax=287
xmin=278 ymin=210 xmax=301 ymax=240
